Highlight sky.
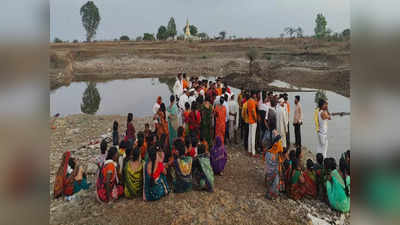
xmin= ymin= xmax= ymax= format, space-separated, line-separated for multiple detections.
xmin=50 ymin=0 xmax=350 ymax=41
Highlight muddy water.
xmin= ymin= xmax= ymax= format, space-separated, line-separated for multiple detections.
xmin=50 ymin=77 xmax=349 ymax=159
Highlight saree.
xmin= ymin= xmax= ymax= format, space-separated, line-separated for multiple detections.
xmin=53 ymin=151 xmax=74 ymax=198
xmin=326 ymin=169 xmax=350 ymax=212
xmin=143 ymin=160 xmax=169 ymax=201
xmin=200 ymin=104 xmax=213 ymax=148
xmin=124 ymin=161 xmax=143 ymax=198
xmin=156 ymin=111 xmax=169 ymax=139
xmin=214 ymin=105 xmax=226 ymax=144
xmin=96 ymin=160 xmax=124 ymax=202
xmin=210 ymin=136 xmax=227 ymax=174
xmin=168 ymin=104 xmax=179 ymax=148
xmin=192 ymin=154 xmax=215 ymax=192
xmin=290 ymin=170 xmax=317 ymax=200
xmin=264 ymin=140 xmax=283 ymax=200
xmin=172 ymin=156 xmax=193 ymax=193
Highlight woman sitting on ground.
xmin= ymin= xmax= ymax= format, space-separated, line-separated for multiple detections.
xmin=123 ymin=147 xmax=143 ymax=198
xmin=326 ymin=157 xmax=350 ymax=213
xmin=289 ymin=158 xmax=317 ymax=200
xmin=192 ymin=144 xmax=214 ymax=192
xmin=96 ymin=147 xmax=124 ymax=203
xmin=143 ymin=145 xmax=169 ymax=201
xmin=210 ymin=136 xmax=227 ymax=175
xmin=54 ymin=151 xmax=90 ymax=199
xmin=172 ymin=140 xmax=193 ymax=193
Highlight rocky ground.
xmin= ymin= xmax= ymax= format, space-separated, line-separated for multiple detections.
xmin=50 ymin=114 xmax=349 ymax=225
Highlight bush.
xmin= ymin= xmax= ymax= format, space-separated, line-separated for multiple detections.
xmin=53 ymin=37 xmax=63 ymax=43
xmin=73 ymin=40 xmax=79 ymax=43
xmin=136 ymin=36 xmax=143 ymax=41
xmin=246 ymin=47 xmax=259 ymax=62
xmin=143 ymin=33 xmax=155 ymax=41
xmin=120 ymin=35 xmax=130 ymax=41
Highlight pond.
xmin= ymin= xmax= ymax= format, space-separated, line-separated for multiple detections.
xmin=50 ymin=77 xmax=350 ymax=159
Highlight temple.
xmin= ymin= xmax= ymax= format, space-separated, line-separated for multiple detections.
xmin=184 ymin=18 xmax=200 ymax=41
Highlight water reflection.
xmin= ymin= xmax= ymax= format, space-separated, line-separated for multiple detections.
xmin=80 ymin=82 xmax=101 ymax=115
xmin=158 ymin=77 xmax=176 ymax=93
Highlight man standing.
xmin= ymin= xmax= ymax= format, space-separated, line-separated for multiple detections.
xmin=276 ymin=98 xmax=288 ymax=150
xmin=173 ymin=73 xmax=183 ymax=99
xmin=229 ymin=94 xmax=239 ymax=144
xmin=283 ymin=94 xmax=290 ymax=149
xmin=317 ymin=99 xmax=331 ymax=157
xmin=223 ymin=94 xmax=230 ymax=144
xmin=241 ymin=93 xmax=249 ymax=150
xmin=178 ymin=89 xmax=189 ymax=125
xmin=293 ymin=95 xmax=303 ymax=147
xmin=152 ymin=96 xmax=162 ymax=115
xmin=247 ymin=91 xmax=258 ymax=157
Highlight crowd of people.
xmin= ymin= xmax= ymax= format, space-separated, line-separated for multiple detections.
xmin=53 ymin=73 xmax=350 ymax=213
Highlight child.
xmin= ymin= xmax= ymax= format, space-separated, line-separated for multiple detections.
xmin=136 ymin=132 xmax=147 ymax=160
xmin=184 ymin=135 xmax=193 ymax=157
xmin=96 ymin=139 xmax=108 ymax=167
xmin=315 ymin=153 xmax=324 ymax=199
xmin=173 ymin=139 xmax=193 ymax=193
xmin=192 ymin=144 xmax=214 ymax=192
xmin=112 ymin=121 xmax=119 ymax=146
xmin=126 ymin=113 xmax=136 ymax=146
xmin=189 ymin=135 xmax=199 ymax=158
xmin=200 ymin=136 xmax=209 ymax=154
xmin=144 ymin=123 xmax=151 ymax=140
xmin=183 ymin=102 xmax=191 ymax=136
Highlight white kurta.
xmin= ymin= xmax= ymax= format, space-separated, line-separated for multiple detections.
xmin=228 ymin=100 xmax=239 ymax=129
xmin=173 ymin=78 xmax=183 ymax=97
xmin=276 ymin=105 xmax=288 ymax=148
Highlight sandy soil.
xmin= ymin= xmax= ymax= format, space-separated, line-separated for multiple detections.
xmin=49 ymin=38 xmax=350 ymax=96
xmin=49 ymin=114 xmax=349 ymax=225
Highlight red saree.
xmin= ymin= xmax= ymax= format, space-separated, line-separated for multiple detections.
xmin=214 ymin=105 xmax=226 ymax=144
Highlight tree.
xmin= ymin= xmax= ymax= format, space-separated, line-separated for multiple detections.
xmin=143 ymin=33 xmax=155 ymax=41
xmin=73 ymin=39 xmax=79 ymax=43
xmin=314 ymin=13 xmax=328 ymax=39
xmin=182 ymin=25 xmax=198 ymax=36
xmin=197 ymin=32 xmax=209 ymax=40
xmin=246 ymin=47 xmax=259 ymax=73
xmin=342 ymin=28 xmax=351 ymax=39
xmin=314 ymin=90 xmax=328 ymax=107
xmin=81 ymin=82 xmax=101 ymax=115
xmin=157 ymin=25 xmax=168 ymax=40
xmin=295 ymin=27 xmax=303 ymax=38
xmin=284 ymin=27 xmax=296 ymax=38
xmin=80 ymin=1 xmax=101 ymax=42
xmin=219 ymin=31 xmax=226 ymax=40
xmin=167 ymin=17 xmax=177 ymax=38
xmin=120 ymin=35 xmax=130 ymax=41
xmin=53 ymin=37 xmax=63 ymax=43
xmin=136 ymin=36 xmax=143 ymax=41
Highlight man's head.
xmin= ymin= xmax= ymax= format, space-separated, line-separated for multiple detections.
xmin=318 ymin=98 xmax=328 ymax=110
xmin=157 ymin=96 xmax=162 ymax=104
xmin=183 ymin=73 xmax=187 ymax=79
xmin=279 ymin=98 xmax=285 ymax=107
xmin=251 ymin=91 xmax=256 ymax=99
xmin=295 ymin=95 xmax=300 ymax=104
xmin=178 ymin=73 xmax=182 ymax=80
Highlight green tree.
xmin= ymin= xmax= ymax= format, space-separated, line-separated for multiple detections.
xmin=167 ymin=17 xmax=177 ymax=38
xmin=197 ymin=32 xmax=209 ymax=40
xmin=53 ymin=37 xmax=63 ymax=43
xmin=136 ymin=36 xmax=143 ymax=41
xmin=73 ymin=39 xmax=79 ymax=43
xmin=314 ymin=90 xmax=328 ymax=107
xmin=120 ymin=35 xmax=130 ymax=41
xmin=182 ymin=25 xmax=198 ymax=36
xmin=314 ymin=13 xmax=328 ymax=39
xmin=157 ymin=25 xmax=168 ymax=40
xmin=143 ymin=33 xmax=155 ymax=41
xmin=246 ymin=47 xmax=259 ymax=72
xmin=296 ymin=27 xmax=303 ymax=38
xmin=81 ymin=82 xmax=101 ymax=114
xmin=342 ymin=28 xmax=350 ymax=39
xmin=284 ymin=27 xmax=296 ymax=38
xmin=80 ymin=1 xmax=101 ymax=42
xmin=219 ymin=31 xmax=226 ymax=40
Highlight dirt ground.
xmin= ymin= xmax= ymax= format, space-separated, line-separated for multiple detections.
xmin=49 ymin=38 xmax=350 ymax=97
xmin=49 ymin=114 xmax=349 ymax=225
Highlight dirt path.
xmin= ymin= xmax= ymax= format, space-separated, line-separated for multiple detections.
xmin=50 ymin=114 xmax=349 ymax=225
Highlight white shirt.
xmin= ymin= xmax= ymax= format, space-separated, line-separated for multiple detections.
xmin=178 ymin=94 xmax=189 ymax=110
xmin=276 ymin=104 xmax=288 ymax=137
xmin=228 ymin=100 xmax=240 ymax=129
xmin=223 ymin=101 xmax=229 ymax=122
xmin=152 ymin=103 xmax=160 ymax=114
xmin=173 ymin=78 xmax=183 ymax=97
xmin=319 ymin=110 xmax=328 ymax=134
xmin=188 ymin=95 xmax=197 ymax=106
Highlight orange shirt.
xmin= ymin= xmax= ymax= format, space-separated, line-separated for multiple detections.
xmin=216 ymin=88 xmax=222 ymax=96
xmin=247 ymin=98 xmax=257 ymax=124
xmin=285 ymin=102 xmax=290 ymax=114
xmin=102 ymin=162 xmax=116 ymax=182
xmin=183 ymin=80 xmax=189 ymax=89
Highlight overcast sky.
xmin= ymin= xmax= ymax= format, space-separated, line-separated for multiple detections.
xmin=50 ymin=0 xmax=350 ymax=41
